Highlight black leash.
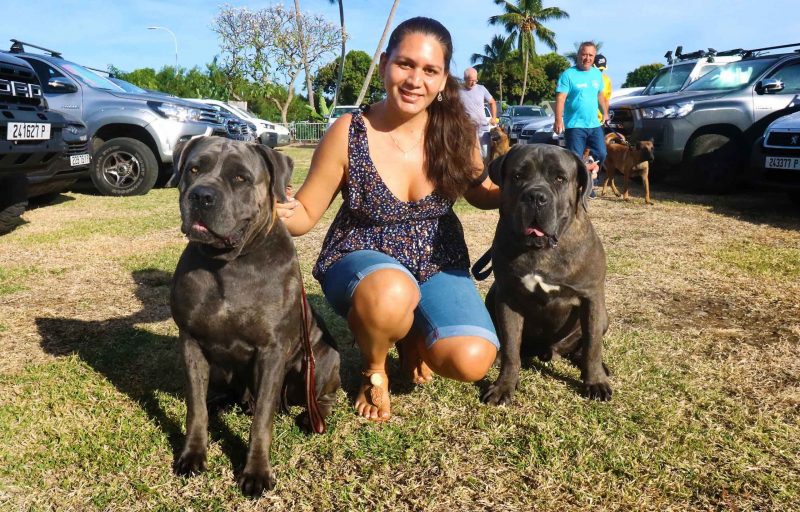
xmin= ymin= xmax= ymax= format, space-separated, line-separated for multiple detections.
xmin=471 ymin=248 xmax=493 ymax=281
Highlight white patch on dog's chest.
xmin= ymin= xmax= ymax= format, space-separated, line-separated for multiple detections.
xmin=520 ymin=273 xmax=561 ymax=294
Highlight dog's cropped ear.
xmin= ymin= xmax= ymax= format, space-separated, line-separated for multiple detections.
xmin=488 ymin=152 xmax=508 ymax=188
xmin=167 ymin=136 xmax=206 ymax=188
xmin=253 ymin=145 xmax=294 ymax=202
xmin=569 ymin=150 xmax=591 ymax=212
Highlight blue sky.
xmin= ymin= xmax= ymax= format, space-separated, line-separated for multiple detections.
xmin=4 ymin=0 xmax=798 ymax=99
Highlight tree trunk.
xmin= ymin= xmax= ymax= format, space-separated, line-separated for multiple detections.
xmin=280 ymin=73 xmax=301 ymax=125
xmin=294 ymin=0 xmax=316 ymax=113
xmin=499 ymin=75 xmax=503 ymax=110
xmin=355 ymin=0 xmax=400 ymax=106
xmin=332 ymin=0 xmax=346 ymax=109
xmin=520 ymin=51 xmax=528 ymax=105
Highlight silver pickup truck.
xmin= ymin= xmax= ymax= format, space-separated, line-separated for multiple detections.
xmin=9 ymin=40 xmax=232 ymax=196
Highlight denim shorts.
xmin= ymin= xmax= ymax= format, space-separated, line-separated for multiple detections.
xmin=321 ymin=250 xmax=499 ymax=349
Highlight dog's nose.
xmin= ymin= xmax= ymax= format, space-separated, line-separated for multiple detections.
xmin=189 ymin=186 xmax=218 ymax=208
xmin=522 ymin=189 xmax=549 ymax=207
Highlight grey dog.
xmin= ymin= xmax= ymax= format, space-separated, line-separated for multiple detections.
xmin=168 ymin=137 xmax=340 ymax=497
xmin=480 ymin=143 xmax=612 ymax=405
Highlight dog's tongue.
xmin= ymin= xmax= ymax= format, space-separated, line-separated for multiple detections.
xmin=192 ymin=221 xmax=209 ymax=234
xmin=525 ymin=227 xmax=546 ymax=237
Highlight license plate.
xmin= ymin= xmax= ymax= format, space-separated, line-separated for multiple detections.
xmin=70 ymin=154 xmax=91 ymax=166
xmin=7 ymin=122 xmax=51 ymax=141
xmin=765 ymin=156 xmax=800 ymax=170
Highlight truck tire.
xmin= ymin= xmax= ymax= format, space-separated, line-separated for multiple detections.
xmin=681 ymin=133 xmax=742 ymax=194
xmin=90 ymin=137 xmax=159 ymax=196
xmin=0 ymin=176 xmax=28 ymax=235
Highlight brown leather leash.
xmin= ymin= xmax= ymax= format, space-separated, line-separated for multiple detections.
xmin=300 ymin=284 xmax=326 ymax=434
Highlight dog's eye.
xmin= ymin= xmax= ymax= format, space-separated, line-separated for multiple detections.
xmin=513 ymin=172 xmax=523 ymax=181
xmin=233 ymin=175 xmax=247 ymax=183
xmin=555 ymin=175 xmax=566 ymax=183
xmin=189 ymin=167 xmax=199 ymax=174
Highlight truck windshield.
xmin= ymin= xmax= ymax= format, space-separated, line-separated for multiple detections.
xmin=684 ymin=58 xmax=777 ymax=92
xmin=510 ymin=106 xmax=544 ymax=117
xmin=643 ymin=63 xmax=694 ymax=95
xmin=61 ymin=62 xmax=124 ymax=91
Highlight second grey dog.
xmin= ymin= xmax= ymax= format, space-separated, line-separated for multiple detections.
xmin=169 ymin=137 xmax=340 ymax=497
xmin=481 ymin=144 xmax=612 ymax=405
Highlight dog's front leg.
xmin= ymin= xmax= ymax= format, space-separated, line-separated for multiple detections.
xmin=237 ymin=344 xmax=286 ymax=497
xmin=174 ymin=332 xmax=211 ymax=475
xmin=482 ymin=297 xmax=524 ymax=405
xmin=579 ymin=295 xmax=612 ymax=401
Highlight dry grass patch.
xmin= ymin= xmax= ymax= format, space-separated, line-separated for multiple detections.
xmin=0 ymin=149 xmax=798 ymax=510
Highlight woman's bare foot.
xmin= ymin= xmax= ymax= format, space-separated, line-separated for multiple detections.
xmin=355 ymin=369 xmax=391 ymax=422
xmin=397 ymin=337 xmax=433 ymax=384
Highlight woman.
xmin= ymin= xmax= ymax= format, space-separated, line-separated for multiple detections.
xmin=278 ymin=17 xmax=500 ymax=422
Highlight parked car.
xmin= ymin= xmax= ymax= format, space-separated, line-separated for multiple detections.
xmin=326 ymin=105 xmax=360 ymax=129
xmin=749 ymin=107 xmax=800 ymax=203
xmin=10 ymin=39 xmax=231 ymax=196
xmin=608 ymin=43 xmax=800 ymax=192
xmin=498 ymin=105 xmax=548 ymax=143
xmin=190 ymin=99 xmax=289 ymax=147
xmin=0 ymin=50 xmax=89 ymax=234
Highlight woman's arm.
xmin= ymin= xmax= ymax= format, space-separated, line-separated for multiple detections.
xmin=276 ymin=115 xmax=351 ymax=236
xmin=463 ymin=144 xmax=500 ymax=210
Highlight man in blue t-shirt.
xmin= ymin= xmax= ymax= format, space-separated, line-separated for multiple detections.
xmin=553 ymin=42 xmax=609 ymax=195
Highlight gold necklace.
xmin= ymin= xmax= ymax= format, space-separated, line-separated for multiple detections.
xmin=387 ymin=130 xmax=423 ymax=159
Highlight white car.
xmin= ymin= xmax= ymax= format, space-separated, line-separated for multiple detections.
xmin=189 ymin=98 xmax=290 ymax=147
xmin=326 ymin=105 xmax=360 ymax=129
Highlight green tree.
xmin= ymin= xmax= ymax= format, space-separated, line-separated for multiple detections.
xmin=314 ymin=50 xmax=384 ymax=105
xmin=623 ymin=63 xmax=663 ymax=87
xmin=356 ymin=0 xmax=400 ymax=106
xmin=489 ymin=0 xmax=569 ymax=105
xmin=471 ymin=35 xmax=513 ymax=107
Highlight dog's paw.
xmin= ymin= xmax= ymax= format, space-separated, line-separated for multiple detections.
xmin=482 ymin=380 xmax=517 ymax=406
xmin=238 ymin=468 xmax=276 ymax=497
xmin=583 ymin=379 xmax=613 ymax=401
xmin=173 ymin=449 xmax=207 ymax=476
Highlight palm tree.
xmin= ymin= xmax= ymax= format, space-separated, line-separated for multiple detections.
xmin=471 ymin=35 xmax=513 ymax=108
xmin=329 ymin=0 xmax=346 ymax=109
xmin=294 ymin=0 xmax=316 ymax=113
xmin=355 ymin=0 xmax=400 ymax=106
xmin=489 ymin=0 xmax=568 ymax=105
xmin=564 ymin=40 xmax=603 ymax=65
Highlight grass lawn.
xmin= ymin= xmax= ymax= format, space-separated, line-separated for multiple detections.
xmin=0 ymin=145 xmax=798 ymax=511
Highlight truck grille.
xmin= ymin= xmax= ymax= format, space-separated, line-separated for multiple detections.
xmin=765 ymin=131 xmax=800 ymax=148
xmin=66 ymin=141 xmax=89 ymax=155
xmin=608 ymin=108 xmax=634 ymax=136
xmin=0 ymin=65 xmax=42 ymax=106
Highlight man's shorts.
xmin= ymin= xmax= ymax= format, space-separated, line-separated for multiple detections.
xmin=321 ymin=250 xmax=500 ymax=349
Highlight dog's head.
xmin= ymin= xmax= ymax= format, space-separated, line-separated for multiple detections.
xmin=635 ymin=139 xmax=655 ymax=163
xmin=169 ymin=136 xmax=293 ymax=258
xmin=489 ymin=125 xmax=510 ymax=159
xmin=489 ymin=144 xmax=590 ymax=249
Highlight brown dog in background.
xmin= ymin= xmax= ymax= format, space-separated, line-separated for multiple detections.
xmin=601 ymin=132 xmax=655 ymax=205
xmin=489 ymin=125 xmax=510 ymax=162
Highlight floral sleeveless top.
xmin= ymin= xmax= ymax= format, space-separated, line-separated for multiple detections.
xmin=313 ymin=110 xmax=470 ymax=284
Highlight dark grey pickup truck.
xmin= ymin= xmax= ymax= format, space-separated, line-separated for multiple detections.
xmin=1 ymin=51 xmax=88 ymax=234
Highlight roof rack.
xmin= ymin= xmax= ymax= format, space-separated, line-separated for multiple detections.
xmin=664 ymin=42 xmax=800 ymax=65
xmin=741 ymin=42 xmax=800 ymax=59
xmin=9 ymin=39 xmax=62 ymax=58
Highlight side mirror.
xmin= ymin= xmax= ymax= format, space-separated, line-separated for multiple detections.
xmin=47 ymin=77 xmax=78 ymax=93
xmin=756 ymin=78 xmax=784 ymax=95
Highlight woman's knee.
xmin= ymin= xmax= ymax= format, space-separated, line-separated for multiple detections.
xmin=350 ymin=269 xmax=419 ymax=327
xmin=424 ymin=336 xmax=497 ymax=382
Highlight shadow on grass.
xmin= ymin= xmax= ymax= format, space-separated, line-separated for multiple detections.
xmin=35 ymin=268 xmax=252 ymax=473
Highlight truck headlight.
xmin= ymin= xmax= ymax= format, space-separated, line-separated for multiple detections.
xmin=536 ymin=124 xmax=554 ymax=133
xmin=148 ymin=101 xmax=202 ymax=122
xmin=639 ymin=101 xmax=694 ymax=119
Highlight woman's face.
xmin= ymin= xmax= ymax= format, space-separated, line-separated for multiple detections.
xmin=380 ymin=32 xmax=448 ymax=117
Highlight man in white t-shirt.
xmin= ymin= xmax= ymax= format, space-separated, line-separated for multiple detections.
xmin=458 ymin=67 xmax=497 ymax=159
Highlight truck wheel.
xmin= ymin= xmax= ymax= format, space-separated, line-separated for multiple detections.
xmin=0 ymin=176 xmax=28 ymax=235
xmin=681 ymin=133 xmax=742 ymax=194
xmin=90 ymin=137 xmax=159 ymax=196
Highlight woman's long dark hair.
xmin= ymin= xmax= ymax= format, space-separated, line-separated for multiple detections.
xmin=385 ymin=17 xmax=481 ymax=200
